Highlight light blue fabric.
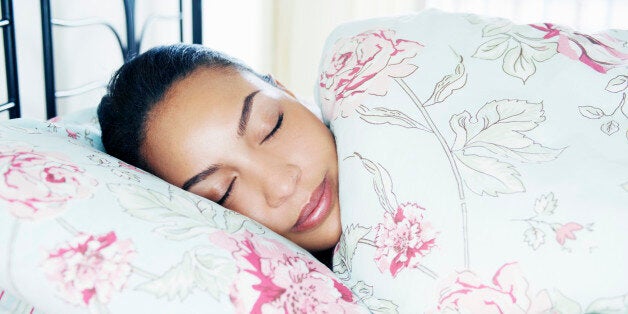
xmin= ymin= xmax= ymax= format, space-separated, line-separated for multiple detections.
xmin=317 ymin=8 xmax=628 ymax=313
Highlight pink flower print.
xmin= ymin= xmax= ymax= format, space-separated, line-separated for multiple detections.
xmin=0 ymin=146 xmax=97 ymax=220
xmin=66 ymin=129 xmax=79 ymax=139
xmin=319 ymin=29 xmax=423 ymax=120
xmin=117 ymin=161 xmax=145 ymax=173
xmin=42 ymin=231 xmax=135 ymax=306
xmin=209 ymin=231 xmax=359 ymax=314
xmin=554 ymin=222 xmax=583 ymax=246
xmin=531 ymin=23 xmax=628 ymax=73
xmin=431 ymin=262 xmax=553 ymax=313
xmin=374 ymin=202 xmax=436 ymax=277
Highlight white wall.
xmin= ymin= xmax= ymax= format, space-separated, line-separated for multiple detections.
xmin=8 ymin=0 xmax=419 ymax=120
xmin=269 ymin=0 xmax=628 ymax=102
xmin=6 ymin=0 xmax=627 ymax=120
xmin=199 ymin=0 xmax=273 ymax=75
xmin=12 ymin=0 xmax=45 ymax=119
xmin=426 ymin=0 xmax=628 ymax=32
xmin=270 ymin=0 xmax=423 ymax=101
xmin=11 ymin=0 xmax=184 ymax=120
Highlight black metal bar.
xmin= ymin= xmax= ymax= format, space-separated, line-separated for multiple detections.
xmin=2 ymin=0 xmax=21 ymax=118
xmin=37 ymin=0 xmax=199 ymax=119
xmin=123 ymin=0 xmax=136 ymax=60
xmin=192 ymin=0 xmax=202 ymax=44
xmin=52 ymin=18 xmax=126 ymax=58
xmin=41 ymin=0 xmax=57 ymax=119
xmin=178 ymin=0 xmax=183 ymax=42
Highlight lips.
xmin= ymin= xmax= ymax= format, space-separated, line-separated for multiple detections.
xmin=291 ymin=176 xmax=333 ymax=232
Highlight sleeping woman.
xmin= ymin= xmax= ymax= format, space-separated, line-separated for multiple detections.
xmin=98 ymin=44 xmax=341 ymax=266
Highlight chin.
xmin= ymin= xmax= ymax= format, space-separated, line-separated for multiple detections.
xmin=300 ymin=215 xmax=342 ymax=252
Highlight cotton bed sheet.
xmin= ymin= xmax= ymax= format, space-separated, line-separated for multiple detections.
xmin=1 ymin=8 xmax=627 ymax=314
xmin=317 ymin=8 xmax=628 ymax=313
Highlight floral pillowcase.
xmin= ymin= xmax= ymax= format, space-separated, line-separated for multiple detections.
xmin=0 ymin=116 xmax=367 ymax=313
xmin=316 ymin=9 xmax=628 ymax=313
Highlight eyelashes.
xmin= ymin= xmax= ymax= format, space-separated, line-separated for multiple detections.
xmin=217 ymin=177 xmax=235 ymax=205
xmin=261 ymin=113 xmax=283 ymax=144
xmin=218 ymin=112 xmax=284 ymax=205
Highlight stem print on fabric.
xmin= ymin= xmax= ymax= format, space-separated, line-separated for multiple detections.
xmin=106 ymin=184 xmax=268 ymax=302
xmin=394 ymin=63 xmax=562 ymax=267
xmin=578 ymin=75 xmax=628 ymax=139
xmin=335 ymin=153 xmax=438 ymax=281
xmin=448 ymin=99 xmax=564 ymax=196
xmin=134 ymin=247 xmax=237 ymax=302
xmin=108 ymin=184 xmax=222 ymax=240
xmin=350 ymin=281 xmax=398 ymax=314
xmin=0 ymin=144 xmax=98 ymax=220
xmin=209 ymin=230 xmax=362 ymax=314
xmin=110 ymin=183 xmax=264 ymax=237
xmin=513 ymin=193 xmax=594 ymax=252
xmin=88 ymin=153 xmax=146 ymax=182
xmin=320 ymin=31 xmax=563 ymax=269
xmin=471 ymin=18 xmax=557 ymax=83
xmin=318 ymin=29 xmax=423 ymax=120
xmin=42 ymin=121 xmax=98 ymax=148
xmin=471 ymin=18 xmax=628 ymax=82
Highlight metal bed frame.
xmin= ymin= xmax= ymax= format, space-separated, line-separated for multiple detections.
xmin=0 ymin=0 xmax=19 ymax=119
xmin=1 ymin=0 xmax=203 ymax=119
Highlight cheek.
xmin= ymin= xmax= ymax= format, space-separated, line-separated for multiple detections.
xmin=307 ymin=128 xmax=337 ymax=169
xmin=287 ymin=134 xmax=324 ymax=173
xmin=287 ymin=114 xmax=335 ymax=163
xmin=228 ymin=180 xmax=279 ymax=224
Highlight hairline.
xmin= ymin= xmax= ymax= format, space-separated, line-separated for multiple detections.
xmin=137 ymin=64 xmax=254 ymax=178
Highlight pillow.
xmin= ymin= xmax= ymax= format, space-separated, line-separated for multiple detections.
xmin=0 ymin=117 xmax=368 ymax=313
xmin=47 ymin=106 xmax=104 ymax=151
xmin=0 ymin=288 xmax=38 ymax=313
xmin=316 ymin=8 xmax=628 ymax=313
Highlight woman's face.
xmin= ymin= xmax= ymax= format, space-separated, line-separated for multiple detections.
xmin=142 ymin=66 xmax=341 ymax=251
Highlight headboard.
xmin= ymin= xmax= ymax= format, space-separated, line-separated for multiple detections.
xmin=1 ymin=0 xmax=203 ymax=120
xmin=0 ymin=0 xmax=19 ymax=119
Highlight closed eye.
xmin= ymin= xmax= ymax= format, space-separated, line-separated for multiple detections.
xmin=261 ymin=113 xmax=283 ymax=144
xmin=217 ymin=177 xmax=236 ymax=205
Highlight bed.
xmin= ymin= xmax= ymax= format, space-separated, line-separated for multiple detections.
xmin=1 ymin=1 xmax=627 ymax=313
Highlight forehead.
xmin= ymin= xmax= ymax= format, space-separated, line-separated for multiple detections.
xmin=147 ymin=67 xmax=247 ymax=138
xmin=141 ymin=67 xmax=262 ymax=180
xmin=161 ymin=66 xmax=251 ymax=113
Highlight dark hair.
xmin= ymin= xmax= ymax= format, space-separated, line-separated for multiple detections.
xmin=98 ymin=44 xmax=275 ymax=171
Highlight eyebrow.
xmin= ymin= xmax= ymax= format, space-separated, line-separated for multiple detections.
xmin=238 ymin=90 xmax=261 ymax=137
xmin=182 ymin=164 xmax=221 ymax=191
xmin=182 ymin=90 xmax=261 ymax=191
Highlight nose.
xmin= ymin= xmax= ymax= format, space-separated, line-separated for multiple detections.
xmin=262 ymin=163 xmax=301 ymax=208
